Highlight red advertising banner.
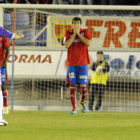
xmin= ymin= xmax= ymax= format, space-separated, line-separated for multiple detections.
xmin=48 ymin=16 xmax=140 ymax=49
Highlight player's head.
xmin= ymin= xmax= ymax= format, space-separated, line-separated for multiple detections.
xmin=72 ymin=17 xmax=82 ymax=27
xmin=97 ymin=51 xmax=104 ymax=60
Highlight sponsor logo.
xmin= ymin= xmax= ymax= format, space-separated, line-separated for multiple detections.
xmin=80 ymin=32 xmax=84 ymax=36
xmin=79 ymin=75 xmax=88 ymax=79
xmin=8 ymin=54 xmax=52 ymax=63
xmin=103 ymin=54 xmax=140 ymax=76
xmin=73 ymin=39 xmax=81 ymax=43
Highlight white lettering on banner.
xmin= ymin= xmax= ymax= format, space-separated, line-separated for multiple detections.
xmin=48 ymin=16 xmax=140 ymax=49
xmin=7 ymin=51 xmax=61 ymax=76
xmin=56 ymin=51 xmax=140 ymax=77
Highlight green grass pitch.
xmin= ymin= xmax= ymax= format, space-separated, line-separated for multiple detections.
xmin=1 ymin=111 xmax=140 ymax=140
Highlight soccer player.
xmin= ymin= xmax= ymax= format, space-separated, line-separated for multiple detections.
xmin=1 ymin=36 xmax=10 ymax=114
xmin=0 ymin=26 xmax=24 ymax=39
xmin=0 ymin=27 xmax=24 ymax=126
xmin=0 ymin=36 xmax=10 ymax=126
xmin=64 ymin=17 xmax=91 ymax=114
xmin=88 ymin=51 xmax=110 ymax=111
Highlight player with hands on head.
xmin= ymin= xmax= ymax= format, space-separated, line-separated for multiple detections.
xmin=88 ymin=51 xmax=110 ymax=111
xmin=64 ymin=17 xmax=91 ymax=114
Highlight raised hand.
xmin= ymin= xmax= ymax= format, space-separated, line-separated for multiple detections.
xmin=18 ymin=32 xmax=24 ymax=38
xmin=75 ymin=24 xmax=80 ymax=34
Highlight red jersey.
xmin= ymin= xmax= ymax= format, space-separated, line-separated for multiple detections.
xmin=0 ymin=36 xmax=10 ymax=67
xmin=64 ymin=29 xmax=91 ymax=66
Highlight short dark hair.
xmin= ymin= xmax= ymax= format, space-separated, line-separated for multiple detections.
xmin=97 ymin=51 xmax=104 ymax=55
xmin=72 ymin=17 xmax=82 ymax=24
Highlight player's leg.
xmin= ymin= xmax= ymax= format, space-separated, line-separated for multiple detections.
xmin=88 ymin=84 xmax=96 ymax=111
xmin=0 ymin=68 xmax=8 ymax=126
xmin=95 ymin=84 xmax=105 ymax=111
xmin=67 ymin=66 xmax=77 ymax=114
xmin=2 ymin=84 xmax=9 ymax=114
xmin=1 ymin=68 xmax=9 ymax=114
xmin=78 ymin=65 xmax=88 ymax=113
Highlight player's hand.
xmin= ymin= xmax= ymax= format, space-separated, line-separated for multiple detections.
xmin=73 ymin=28 xmax=76 ymax=35
xmin=73 ymin=24 xmax=80 ymax=34
xmin=75 ymin=24 xmax=80 ymax=34
xmin=18 ymin=32 xmax=24 ymax=38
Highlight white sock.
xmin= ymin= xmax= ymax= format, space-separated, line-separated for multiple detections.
xmin=0 ymin=91 xmax=3 ymax=121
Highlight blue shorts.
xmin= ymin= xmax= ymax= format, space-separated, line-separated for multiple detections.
xmin=1 ymin=68 xmax=8 ymax=83
xmin=67 ymin=65 xmax=88 ymax=85
xmin=0 ymin=67 xmax=2 ymax=86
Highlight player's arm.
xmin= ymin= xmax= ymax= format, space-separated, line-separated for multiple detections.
xmin=64 ymin=32 xmax=76 ymax=49
xmin=2 ymin=47 xmax=10 ymax=68
xmin=0 ymin=27 xmax=24 ymax=39
xmin=77 ymin=32 xmax=91 ymax=46
xmin=13 ymin=32 xmax=24 ymax=40
xmin=0 ymin=26 xmax=14 ymax=39
xmin=91 ymin=62 xmax=97 ymax=71
xmin=102 ymin=61 xmax=110 ymax=73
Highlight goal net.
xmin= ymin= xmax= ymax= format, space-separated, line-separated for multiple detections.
xmin=1 ymin=4 xmax=140 ymax=112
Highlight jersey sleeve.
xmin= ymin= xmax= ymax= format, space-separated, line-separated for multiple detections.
xmin=63 ymin=31 xmax=70 ymax=43
xmin=0 ymin=26 xmax=14 ymax=39
xmin=84 ymin=29 xmax=91 ymax=40
xmin=3 ymin=37 xmax=10 ymax=48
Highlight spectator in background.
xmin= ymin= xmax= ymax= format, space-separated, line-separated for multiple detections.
xmin=16 ymin=0 xmax=36 ymax=3
xmin=123 ymin=0 xmax=139 ymax=5
xmin=88 ymin=51 xmax=110 ymax=111
xmin=69 ymin=0 xmax=101 ymax=4
xmin=101 ymin=0 xmax=123 ymax=5
xmin=52 ymin=0 xmax=68 ymax=4
xmin=79 ymin=0 xmax=95 ymax=5
xmin=69 ymin=0 xmax=79 ymax=4
xmin=36 ymin=0 xmax=53 ymax=4
xmin=1 ymin=0 xmax=14 ymax=3
xmin=0 ymin=0 xmax=5 ymax=3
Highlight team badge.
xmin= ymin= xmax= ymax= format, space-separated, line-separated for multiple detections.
xmin=81 ymin=32 xmax=84 ymax=36
xmin=49 ymin=17 xmax=72 ymax=47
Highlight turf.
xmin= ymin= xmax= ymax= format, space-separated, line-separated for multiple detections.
xmin=0 ymin=111 xmax=140 ymax=140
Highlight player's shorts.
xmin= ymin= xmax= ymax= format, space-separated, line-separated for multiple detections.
xmin=67 ymin=65 xmax=88 ymax=85
xmin=0 ymin=67 xmax=2 ymax=86
xmin=1 ymin=68 xmax=8 ymax=83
